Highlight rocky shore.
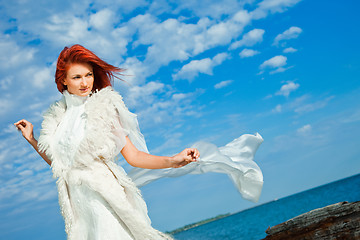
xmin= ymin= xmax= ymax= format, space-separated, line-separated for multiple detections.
xmin=263 ymin=201 xmax=360 ymax=239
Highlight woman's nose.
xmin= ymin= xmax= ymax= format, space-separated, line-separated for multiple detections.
xmin=80 ymin=77 xmax=87 ymax=85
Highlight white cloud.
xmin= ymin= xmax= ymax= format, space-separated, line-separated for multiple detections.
xmin=202 ymin=9 xmax=252 ymax=47
xmin=0 ymin=0 xmax=300 ymax=94
xmin=251 ymin=0 xmax=302 ymax=19
xmin=0 ymin=0 xmax=300 ymax=90
xmin=41 ymin=13 xmax=132 ymax=63
xmin=150 ymin=132 xmax=183 ymax=155
xmin=269 ymin=66 xmax=293 ymax=74
xmin=135 ymin=89 xmax=203 ymax=128
xmin=89 ymin=9 xmax=116 ymax=31
xmin=173 ymin=53 xmax=229 ymax=81
xmin=294 ymin=96 xmax=334 ymax=113
xmin=120 ymin=57 xmax=151 ymax=85
xmin=130 ymin=14 xmax=201 ymax=68
xmin=229 ymin=29 xmax=265 ymax=50
xmin=91 ymin=0 xmax=148 ymax=14
xmin=32 ymin=66 xmax=54 ymax=89
xmin=274 ymin=26 xmax=302 ymax=46
xmin=172 ymin=93 xmax=188 ymax=101
xmin=201 ymin=14 xmax=251 ymax=53
xmin=126 ymin=81 xmax=165 ymax=107
xmin=18 ymin=170 xmax=34 ymax=177
xmin=283 ymin=47 xmax=297 ymax=53
xmin=172 ymin=0 xmax=249 ymax=19
xmin=297 ymin=124 xmax=312 ymax=135
xmin=0 ymin=98 xmax=12 ymax=117
xmin=272 ymin=104 xmax=282 ymax=113
xmin=130 ymin=10 xmax=250 ymax=74
xmin=341 ymin=108 xmax=360 ymax=124
xmin=239 ymin=48 xmax=260 ymax=58
xmin=173 ymin=58 xmax=213 ymax=81
xmin=268 ymin=95 xmax=334 ymax=116
xmin=214 ymin=80 xmax=234 ymax=89
xmin=3 ymin=124 xmax=18 ymax=135
xmin=0 ymin=132 xmax=57 ymax=216
xmin=148 ymin=0 xmax=172 ymax=16
xmin=0 ymin=36 xmax=36 ymax=70
xmin=44 ymin=14 xmax=89 ymax=44
xmin=260 ymin=55 xmax=287 ymax=69
xmin=212 ymin=52 xmax=229 ymax=65
xmin=276 ymin=81 xmax=299 ymax=97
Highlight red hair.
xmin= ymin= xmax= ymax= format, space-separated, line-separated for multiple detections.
xmin=55 ymin=44 xmax=124 ymax=93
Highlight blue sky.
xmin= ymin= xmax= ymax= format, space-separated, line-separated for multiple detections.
xmin=0 ymin=0 xmax=359 ymax=239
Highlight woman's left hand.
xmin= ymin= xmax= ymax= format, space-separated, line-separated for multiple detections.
xmin=171 ymin=148 xmax=200 ymax=168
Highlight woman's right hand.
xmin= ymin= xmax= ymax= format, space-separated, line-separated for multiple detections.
xmin=171 ymin=148 xmax=200 ymax=168
xmin=14 ymin=119 xmax=52 ymax=166
xmin=14 ymin=119 xmax=34 ymax=142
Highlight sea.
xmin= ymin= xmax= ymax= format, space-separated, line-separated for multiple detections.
xmin=172 ymin=173 xmax=360 ymax=240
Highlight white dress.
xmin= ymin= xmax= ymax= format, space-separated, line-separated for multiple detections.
xmin=37 ymin=86 xmax=263 ymax=240
xmin=52 ymin=92 xmax=135 ymax=240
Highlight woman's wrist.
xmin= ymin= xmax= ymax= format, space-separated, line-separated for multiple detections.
xmin=167 ymin=156 xmax=175 ymax=168
xmin=27 ymin=136 xmax=37 ymax=147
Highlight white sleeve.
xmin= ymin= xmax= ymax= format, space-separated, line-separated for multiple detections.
xmin=111 ymin=114 xmax=128 ymax=153
xmin=110 ymin=89 xmax=149 ymax=154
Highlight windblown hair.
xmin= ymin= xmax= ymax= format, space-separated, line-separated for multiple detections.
xmin=55 ymin=44 xmax=124 ymax=93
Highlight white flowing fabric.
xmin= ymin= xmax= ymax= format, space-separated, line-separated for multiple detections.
xmin=128 ymin=133 xmax=264 ymax=202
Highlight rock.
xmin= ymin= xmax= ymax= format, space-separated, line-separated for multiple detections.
xmin=263 ymin=201 xmax=360 ymax=240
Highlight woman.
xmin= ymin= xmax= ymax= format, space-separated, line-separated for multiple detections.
xmin=15 ymin=44 xmax=264 ymax=240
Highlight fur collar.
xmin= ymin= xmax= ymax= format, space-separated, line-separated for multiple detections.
xmin=38 ymin=86 xmax=129 ymax=178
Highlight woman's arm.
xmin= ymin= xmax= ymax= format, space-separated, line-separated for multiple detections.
xmin=121 ymin=136 xmax=200 ymax=169
xmin=14 ymin=119 xmax=52 ymax=166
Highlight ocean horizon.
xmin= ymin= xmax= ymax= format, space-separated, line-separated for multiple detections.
xmin=172 ymin=173 xmax=360 ymax=239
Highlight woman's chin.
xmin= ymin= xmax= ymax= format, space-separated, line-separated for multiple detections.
xmin=75 ymin=88 xmax=92 ymax=97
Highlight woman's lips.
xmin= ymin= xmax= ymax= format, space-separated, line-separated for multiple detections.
xmin=80 ymin=87 xmax=88 ymax=92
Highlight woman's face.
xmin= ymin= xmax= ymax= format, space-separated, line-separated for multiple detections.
xmin=63 ymin=62 xmax=94 ymax=97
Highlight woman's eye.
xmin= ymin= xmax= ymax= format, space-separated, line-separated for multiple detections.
xmin=87 ymin=73 xmax=93 ymax=77
xmin=73 ymin=76 xmax=80 ymax=79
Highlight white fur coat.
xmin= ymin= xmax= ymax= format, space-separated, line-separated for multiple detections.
xmin=38 ymin=86 xmax=172 ymax=240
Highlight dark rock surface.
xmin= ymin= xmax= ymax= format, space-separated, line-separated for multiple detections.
xmin=263 ymin=201 xmax=360 ymax=240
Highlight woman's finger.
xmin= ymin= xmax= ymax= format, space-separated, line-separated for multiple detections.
xmin=195 ymin=149 xmax=200 ymax=158
xmin=184 ymin=155 xmax=192 ymax=162
xmin=14 ymin=119 xmax=25 ymax=124
xmin=14 ymin=123 xmax=24 ymax=129
xmin=15 ymin=119 xmax=32 ymax=128
xmin=15 ymin=125 xmax=23 ymax=131
xmin=187 ymin=155 xmax=196 ymax=162
xmin=21 ymin=119 xmax=29 ymax=127
xmin=188 ymin=148 xmax=199 ymax=160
